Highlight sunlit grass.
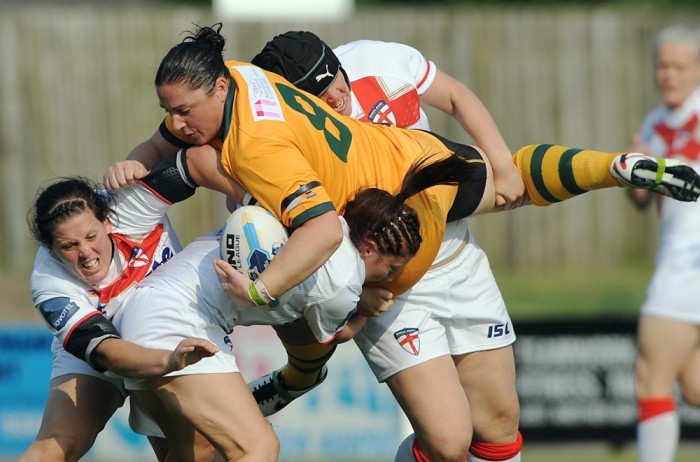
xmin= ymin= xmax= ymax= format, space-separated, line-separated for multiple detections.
xmin=493 ymin=264 xmax=652 ymax=320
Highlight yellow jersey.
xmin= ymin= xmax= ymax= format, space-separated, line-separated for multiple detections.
xmin=163 ymin=61 xmax=461 ymax=296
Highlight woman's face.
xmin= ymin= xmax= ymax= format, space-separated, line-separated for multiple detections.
xmin=50 ymin=209 xmax=113 ymax=285
xmin=157 ymin=77 xmax=228 ymax=145
xmin=655 ymin=41 xmax=700 ymax=109
xmin=319 ymin=71 xmax=352 ymax=116
xmin=358 ymin=241 xmax=411 ymax=282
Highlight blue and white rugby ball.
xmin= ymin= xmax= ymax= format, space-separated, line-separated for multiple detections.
xmin=220 ymin=205 xmax=291 ymax=307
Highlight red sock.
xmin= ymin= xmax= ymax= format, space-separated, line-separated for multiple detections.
xmin=412 ymin=438 xmax=433 ymax=462
xmin=638 ymin=396 xmax=675 ymax=422
xmin=469 ymin=432 xmax=523 ymax=461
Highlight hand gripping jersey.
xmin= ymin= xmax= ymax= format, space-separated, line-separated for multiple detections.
xmin=161 ymin=61 xmax=465 ymax=296
xmin=31 ymin=151 xmax=196 ymax=368
xmin=333 ymin=40 xmax=437 ymax=130
xmin=128 ymin=217 xmax=364 ymax=344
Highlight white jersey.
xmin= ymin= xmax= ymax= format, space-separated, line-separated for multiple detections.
xmin=31 ymin=183 xmax=181 ymax=348
xmin=334 ymin=40 xmax=436 ymax=130
xmin=639 ymin=86 xmax=700 ymax=323
xmin=127 ymin=216 xmax=364 ymax=344
xmin=640 ymin=86 xmax=700 ymax=243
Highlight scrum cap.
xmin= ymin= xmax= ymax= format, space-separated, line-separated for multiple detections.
xmin=252 ymin=31 xmax=349 ymax=96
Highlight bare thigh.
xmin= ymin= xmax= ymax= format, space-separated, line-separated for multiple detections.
xmin=147 ymin=372 xmax=279 ymax=462
xmin=133 ymin=390 xmax=223 ymax=462
xmin=454 ymin=346 xmax=520 ymax=443
xmin=386 ymin=355 xmax=472 ymax=452
xmin=636 ymin=316 xmax=700 ymax=398
xmin=17 ymin=374 xmax=123 ymax=462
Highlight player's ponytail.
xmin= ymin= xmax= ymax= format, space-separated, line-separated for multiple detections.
xmin=156 ymin=23 xmax=228 ymax=92
xmin=343 ymin=152 xmax=485 ymax=259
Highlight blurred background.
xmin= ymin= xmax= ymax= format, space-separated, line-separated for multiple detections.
xmin=0 ymin=0 xmax=699 ymax=460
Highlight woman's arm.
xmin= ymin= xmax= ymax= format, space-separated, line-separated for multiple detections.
xmin=421 ymin=70 xmax=525 ymax=208
xmin=214 ymin=211 xmax=343 ymax=306
xmin=104 ymin=129 xmax=181 ymax=190
xmin=91 ymin=337 xmax=219 ymax=378
xmin=332 ymin=314 xmax=370 ymax=344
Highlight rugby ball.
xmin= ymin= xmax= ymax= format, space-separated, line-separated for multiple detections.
xmin=220 ymin=205 xmax=291 ymax=307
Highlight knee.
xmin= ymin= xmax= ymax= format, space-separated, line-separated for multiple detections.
xmin=472 ymin=397 xmax=520 ymax=443
xmin=223 ymin=433 xmax=279 ymax=462
xmin=419 ymin=433 xmax=471 ymax=462
xmin=19 ymin=432 xmax=95 ymax=462
xmin=680 ymin=380 xmax=700 ymax=407
xmin=247 ymin=437 xmax=280 ymax=462
xmin=490 ymin=403 xmax=520 ymax=436
xmin=635 ymin=356 xmax=652 ymax=392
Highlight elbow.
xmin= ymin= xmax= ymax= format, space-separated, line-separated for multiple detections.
xmin=327 ymin=214 xmax=344 ymax=248
xmin=311 ymin=211 xmax=343 ymax=253
xmin=332 ymin=328 xmax=354 ymax=344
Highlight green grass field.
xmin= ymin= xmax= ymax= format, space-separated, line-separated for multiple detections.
xmin=493 ymin=263 xmax=652 ymax=320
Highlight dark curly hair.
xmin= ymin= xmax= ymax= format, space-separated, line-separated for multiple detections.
xmin=28 ymin=177 xmax=114 ymax=248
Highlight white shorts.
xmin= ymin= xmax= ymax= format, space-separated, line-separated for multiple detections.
xmin=641 ymin=240 xmax=700 ymax=324
xmin=354 ymin=235 xmax=515 ymax=382
xmin=49 ymin=337 xmax=126 ymax=395
xmin=113 ymin=285 xmax=240 ymax=392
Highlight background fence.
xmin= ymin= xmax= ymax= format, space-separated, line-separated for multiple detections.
xmin=0 ymin=4 xmax=696 ymax=276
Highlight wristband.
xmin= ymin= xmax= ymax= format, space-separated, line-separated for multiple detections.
xmin=248 ymin=279 xmax=275 ymax=306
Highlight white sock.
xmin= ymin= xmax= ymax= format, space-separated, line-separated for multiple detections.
xmin=468 ymin=452 xmax=521 ymax=462
xmin=637 ymin=411 xmax=678 ymax=462
xmin=394 ymin=433 xmax=417 ymax=462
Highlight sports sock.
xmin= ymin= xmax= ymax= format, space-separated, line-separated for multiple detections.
xmin=513 ymin=144 xmax=621 ymax=206
xmin=411 ymin=437 xmax=435 ymax=462
xmin=468 ymin=432 xmax=522 ymax=461
xmin=637 ymin=396 xmax=678 ymax=462
xmin=279 ymin=339 xmax=336 ymax=389
xmin=394 ymin=433 xmax=417 ymax=462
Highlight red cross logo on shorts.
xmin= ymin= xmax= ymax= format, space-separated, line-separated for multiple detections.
xmin=394 ymin=327 xmax=421 ymax=356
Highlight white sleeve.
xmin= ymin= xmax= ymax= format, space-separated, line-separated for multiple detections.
xmin=109 ymin=183 xmax=171 ymax=237
xmin=334 ymin=40 xmax=437 ymax=94
xmin=303 ymin=287 xmax=361 ymax=344
xmin=31 ymin=248 xmax=100 ymax=345
xmin=296 ymin=234 xmax=364 ymax=343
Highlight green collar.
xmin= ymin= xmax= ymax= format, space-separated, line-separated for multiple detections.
xmin=221 ymin=76 xmax=236 ymax=141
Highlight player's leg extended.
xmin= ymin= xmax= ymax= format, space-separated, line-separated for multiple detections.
xmin=456 ymin=347 xmax=522 ymax=462
xmin=16 ymin=374 xmax=123 ymax=462
xmin=248 ymin=320 xmax=333 ymax=416
xmin=513 ymin=144 xmax=700 ymax=205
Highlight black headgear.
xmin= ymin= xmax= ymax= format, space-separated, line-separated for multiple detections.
xmin=252 ymin=31 xmax=349 ymax=96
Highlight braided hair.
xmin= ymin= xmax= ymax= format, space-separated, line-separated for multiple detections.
xmin=28 ymin=177 xmax=114 ymax=248
xmin=343 ymin=152 xmax=485 ymax=259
